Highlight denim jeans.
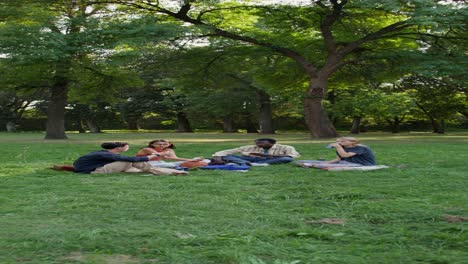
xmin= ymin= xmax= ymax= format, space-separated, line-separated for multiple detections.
xmin=223 ymin=155 xmax=294 ymax=165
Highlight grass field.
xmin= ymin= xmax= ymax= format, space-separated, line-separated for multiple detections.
xmin=1 ymin=131 xmax=467 ymax=264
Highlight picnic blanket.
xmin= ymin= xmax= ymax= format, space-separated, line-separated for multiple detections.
xmin=322 ymin=165 xmax=390 ymax=171
xmin=199 ymin=165 xmax=251 ymax=171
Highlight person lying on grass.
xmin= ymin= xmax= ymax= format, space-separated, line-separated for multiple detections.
xmin=73 ymin=142 xmax=188 ymax=175
xmin=297 ymin=137 xmax=376 ymax=169
xmin=136 ymin=139 xmax=209 ymax=168
xmin=211 ymin=138 xmax=300 ymax=166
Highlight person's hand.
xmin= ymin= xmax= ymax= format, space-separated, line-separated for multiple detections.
xmin=211 ymin=156 xmax=225 ymax=165
xmin=330 ymin=143 xmax=341 ymax=148
xmin=249 ymin=152 xmax=269 ymax=157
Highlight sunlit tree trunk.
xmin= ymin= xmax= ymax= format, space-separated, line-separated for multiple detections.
xmin=45 ymin=80 xmax=68 ymax=139
xmin=77 ymin=120 xmax=86 ymax=133
xmin=304 ymin=77 xmax=339 ymax=138
xmin=6 ymin=121 xmax=16 ymax=132
xmin=86 ymin=119 xmax=101 ymax=133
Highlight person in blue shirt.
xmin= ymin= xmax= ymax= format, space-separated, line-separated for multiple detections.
xmin=297 ymin=137 xmax=376 ymax=168
xmin=73 ymin=142 xmax=188 ymax=175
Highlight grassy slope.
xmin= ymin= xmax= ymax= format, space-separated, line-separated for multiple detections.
xmin=0 ymin=132 xmax=467 ymax=264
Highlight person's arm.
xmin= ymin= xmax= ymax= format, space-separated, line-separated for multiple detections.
xmin=137 ymin=148 xmax=158 ymax=156
xmin=160 ymin=149 xmax=203 ymax=162
xmin=330 ymin=143 xmax=356 ymax=158
xmin=325 ymin=157 xmax=341 ymax=164
xmin=103 ymin=152 xmax=158 ymax=162
xmin=213 ymin=146 xmax=249 ymax=157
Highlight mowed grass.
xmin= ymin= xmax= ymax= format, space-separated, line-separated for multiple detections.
xmin=0 ymin=132 xmax=467 ymax=264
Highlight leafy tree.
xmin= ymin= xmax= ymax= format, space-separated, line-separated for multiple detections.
xmin=94 ymin=0 xmax=466 ymax=137
xmin=371 ymin=91 xmax=416 ymax=133
xmin=0 ymin=0 xmax=184 ymax=138
xmin=401 ymin=76 xmax=466 ymax=134
xmin=0 ymin=61 xmax=49 ymax=131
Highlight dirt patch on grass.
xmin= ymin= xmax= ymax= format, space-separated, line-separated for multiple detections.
xmin=305 ymin=218 xmax=346 ymax=225
xmin=62 ymin=252 xmax=140 ymax=263
xmin=443 ymin=214 xmax=468 ymax=223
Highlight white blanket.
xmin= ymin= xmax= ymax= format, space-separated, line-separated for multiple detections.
xmin=324 ymin=165 xmax=390 ymax=171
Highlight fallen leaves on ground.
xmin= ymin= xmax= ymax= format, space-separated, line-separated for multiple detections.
xmin=305 ymin=218 xmax=346 ymax=225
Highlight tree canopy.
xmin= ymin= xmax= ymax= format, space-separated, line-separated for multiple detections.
xmin=0 ymin=0 xmax=466 ymax=136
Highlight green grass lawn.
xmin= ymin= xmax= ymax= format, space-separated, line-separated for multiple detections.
xmin=1 ymin=132 xmax=467 ymax=264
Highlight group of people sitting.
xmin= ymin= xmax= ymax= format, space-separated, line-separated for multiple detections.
xmin=72 ymin=137 xmax=376 ymax=175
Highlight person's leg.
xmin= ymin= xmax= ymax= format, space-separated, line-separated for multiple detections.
xmin=132 ymin=162 xmax=188 ymax=175
xmin=296 ymin=160 xmax=326 ymax=167
xmin=125 ymin=167 xmax=143 ymax=173
xmin=310 ymin=161 xmax=363 ymax=168
xmin=222 ymin=155 xmax=262 ymax=165
xmin=91 ymin=161 xmax=133 ymax=174
xmin=148 ymin=160 xmax=179 ymax=168
xmin=255 ymin=156 xmax=294 ymax=164
xmin=296 ymin=160 xmax=326 ymax=164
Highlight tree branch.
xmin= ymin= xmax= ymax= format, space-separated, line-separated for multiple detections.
xmin=338 ymin=20 xmax=411 ymax=56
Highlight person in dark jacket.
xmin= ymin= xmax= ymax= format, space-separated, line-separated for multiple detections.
xmin=73 ymin=142 xmax=188 ymax=175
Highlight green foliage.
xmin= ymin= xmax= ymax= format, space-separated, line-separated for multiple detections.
xmin=1 ymin=0 xmax=467 ymax=134
xmin=404 ymin=77 xmax=466 ymax=120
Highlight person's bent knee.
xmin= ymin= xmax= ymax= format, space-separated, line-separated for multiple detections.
xmin=92 ymin=161 xmax=133 ymax=174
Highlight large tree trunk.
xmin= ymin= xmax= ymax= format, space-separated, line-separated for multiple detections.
xmin=222 ymin=115 xmax=236 ymax=133
xmin=77 ymin=120 xmax=86 ymax=133
xmin=243 ymin=113 xmax=258 ymax=133
xmin=304 ymin=78 xmax=339 ymax=138
xmin=256 ymin=89 xmax=274 ymax=134
xmin=86 ymin=119 xmax=101 ymax=133
xmin=350 ymin=116 xmax=361 ymax=134
xmin=390 ymin=117 xmax=401 ymax=133
xmin=45 ymin=82 xmax=68 ymax=139
xmin=6 ymin=121 xmax=16 ymax=132
xmin=125 ymin=118 xmax=139 ymax=130
xmin=432 ymin=119 xmax=445 ymax=134
xmin=176 ymin=112 xmax=193 ymax=132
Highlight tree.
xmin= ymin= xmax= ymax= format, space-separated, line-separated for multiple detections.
xmin=0 ymin=1 xmax=111 ymax=138
xmin=92 ymin=0 xmax=465 ymax=137
xmin=0 ymin=60 xmax=49 ymax=132
xmin=401 ymin=76 xmax=466 ymax=134
xmin=0 ymin=0 xmax=185 ymax=138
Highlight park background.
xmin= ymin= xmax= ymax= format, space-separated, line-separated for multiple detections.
xmin=0 ymin=0 xmax=466 ymax=137
xmin=0 ymin=0 xmax=467 ymax=263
